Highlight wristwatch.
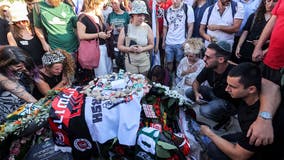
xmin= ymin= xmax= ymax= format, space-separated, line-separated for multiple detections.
xmin=259 ymin=111 xmax=272 ymax=120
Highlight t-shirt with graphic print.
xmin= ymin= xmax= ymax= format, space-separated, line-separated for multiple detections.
xmin=163 ymin=3 xmax=194 ymax=45
xmin=33 ymin=1 xmax=78 ymax=53
xmin=106 ymin=11 xmax=130 ymax=42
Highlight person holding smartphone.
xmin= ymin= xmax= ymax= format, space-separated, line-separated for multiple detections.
xmin=117 ymin=0 xmax=154 ymax=76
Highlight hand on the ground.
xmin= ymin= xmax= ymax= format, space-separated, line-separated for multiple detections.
xmin=247 ymin=117 xmax=274 ymax=146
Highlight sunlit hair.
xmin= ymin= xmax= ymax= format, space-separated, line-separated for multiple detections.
xmin=47 ymin=0 xmax=61 ymax=7
xmin=0 ymin=5 xmax=11 ymax=21
xmin=0 ymin=46 xmax=39 ymax=81
xmin=82 ymin=0 xmax=105 ymax=21
xmin=10 ymin=20 xmax=33 ymax=40
xmin=44 ymin=49 xmax=76 ymax=82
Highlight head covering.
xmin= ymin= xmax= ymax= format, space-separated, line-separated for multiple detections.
xmin=216 ymin=41 xmax=232 ymax=53
xmin=42 ymin=50 xmax=65 ymax=66
xmin=11 ymin=14 xmax=29 ymax=22
xmin=9 ymin=2 xmax=29 ymax=22
xmin=183 ymin=38 xmax=204 ymax=55
xmin=129 ymin=0 xmax=149 ymax=15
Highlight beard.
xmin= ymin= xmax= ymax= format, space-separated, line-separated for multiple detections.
xmin=48 ymin=0 xmax=61 ymax=7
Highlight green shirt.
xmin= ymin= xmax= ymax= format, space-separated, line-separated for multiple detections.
xmin=33 ymin=1 xmax=78 ymax=53
xmin=106 ymin=11 xmax=130 ymax=37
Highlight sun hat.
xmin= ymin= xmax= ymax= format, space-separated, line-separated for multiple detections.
xmin=183 ymin=38 xmax=204 ymax=55
xmin=129 ymin=0 xmax=149 ymax=15
xmin=11 ymin=14 xmax=29 ymax=22
xmin=10 ymin=2 xmax=29 ymax=22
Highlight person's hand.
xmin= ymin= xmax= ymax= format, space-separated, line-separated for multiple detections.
xmin=134 ymin=45 xmax=144 ymax=53
xmin=195 ymin=92 xmax=203 ymax=102
xmin=154 ymin=45 xmax=159 ymax=53
xmin=235 ymin=46 xmax=241 ymax=59
xmin=61 ymin=74 xmax=69 ymax=86
xmin=162 ymin=41 xmax=165 ymax=49
xmin=43 ymin=43 xmax=51 ymax=52
xmin=129 ymin=45 xmax=138 ymax=52
xmin=252 ymin=47 xmax=264 ymax=62
xmin=247 ymin=117 xmax=274 ymax=146
xmin=200 ymin=125 xmax=212 ymax=136
xmin=207 ymin=25 xmax=219 ymax=31
xmin=98 ymin=32 xmax=111 ymax=40
xmin=186 ymin=66 xmax=197 ymax=74
xmin=205 ymin=34 xmax=214 ymax=42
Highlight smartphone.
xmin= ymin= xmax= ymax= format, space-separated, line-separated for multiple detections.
xmin=129 ymin=39 xmax=137 ymax=46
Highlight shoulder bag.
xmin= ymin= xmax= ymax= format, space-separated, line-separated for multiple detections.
xmin=78 ymin=14 xmax=100 ymax=69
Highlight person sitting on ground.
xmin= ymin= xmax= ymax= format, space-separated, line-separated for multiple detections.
xmin=148 ymin=65 xmax=171 ymax=87
xmin=176 ymin=38 xmax=205 ymax=94
xmin=201 ymin=62 xmax=284 ymax=160
xmin=0 ymin=46 xmax=38 ymax=123
xmin=32 ymin=49 xmax=75 ymax=100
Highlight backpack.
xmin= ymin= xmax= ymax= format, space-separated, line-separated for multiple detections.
xmin=205 ymin=1 xmax=238 ymax=29
xmin=164 ymin=3 xmax=189 ymax=38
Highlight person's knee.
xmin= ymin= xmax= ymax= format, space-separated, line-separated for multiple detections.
xmin=185 ymin=88 xmax=195 ymax=100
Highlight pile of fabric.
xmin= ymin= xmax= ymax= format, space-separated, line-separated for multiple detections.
xmin=0 ymin=71 xmax=205 ymax=159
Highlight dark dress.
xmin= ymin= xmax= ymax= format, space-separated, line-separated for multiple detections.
xmin=32 ymin=71 xmax=62 ymax=100
xmin=16 ymin=36 xmax=45 ymax=66
xmin=0 ymin=18 xmax=9 ymax=45
xmin=239 ymin=13 xmax=270 ymax=62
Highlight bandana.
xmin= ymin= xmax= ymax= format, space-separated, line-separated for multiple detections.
xmin=42 ymin=50 xmax=65 ymax=66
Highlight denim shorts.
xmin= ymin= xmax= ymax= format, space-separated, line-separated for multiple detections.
xmin=165 ymin=44 xmax=184 ymax=63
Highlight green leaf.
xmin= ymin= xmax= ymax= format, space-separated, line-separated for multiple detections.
xmin=156 ymin=143 xmax=171 ymax=158
xmin=168 ymin=98 xmax=176 ymax=107
xmin=157 ymin=141 xmax=177 ymax=150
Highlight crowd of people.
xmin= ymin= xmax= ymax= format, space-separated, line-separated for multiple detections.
xmin=0 ymin=0 xmax=283 ymax=159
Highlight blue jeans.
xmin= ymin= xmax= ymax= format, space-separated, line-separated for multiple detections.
xmin=207 ymin=133 xmax=241 ymax=160
xmin=185 ymin=86 xmax=234 ymax=123
xmin=165 ymin=44 xmax=184 ymax=63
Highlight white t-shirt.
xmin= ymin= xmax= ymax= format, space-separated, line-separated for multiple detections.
xmin=164 ymin=3 xmax=195 ymax=45
xmin=201 ymin=2 xmax=244 ymax=47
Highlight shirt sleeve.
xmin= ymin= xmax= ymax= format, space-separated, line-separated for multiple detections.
xmin=33 ymin=3 xmax=42 ymax=28
xmin=196 ymin=67 xmax=208 ymax=84
xmin=200 ymin=7 xmax=209 ymax=25
xmin=234 ymin=2 xmax=244 ymax=20
xmin=187 ymin=5 xmax=195 ymax=23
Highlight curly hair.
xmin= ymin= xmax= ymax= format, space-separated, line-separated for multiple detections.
xmin=45 ymin=49 xmax=76 ymax=82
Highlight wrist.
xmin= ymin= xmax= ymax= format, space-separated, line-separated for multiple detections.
xmin=98 ymin=32 xmax=100 ymax=38
xmin=258 ymin=111 xmax=273 ymax=120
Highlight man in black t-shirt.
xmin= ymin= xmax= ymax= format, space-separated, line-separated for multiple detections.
xmin=185 ymin=41 xmax=237 ymax=129
xmin=200 ymin=63 xmax=284 ymax=160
